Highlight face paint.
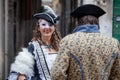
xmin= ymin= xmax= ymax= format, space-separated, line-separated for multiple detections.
xmin=38 ymin=19 xmax=55 ymax=37
xmin=39 ymin=21 xmax=53 ymax=28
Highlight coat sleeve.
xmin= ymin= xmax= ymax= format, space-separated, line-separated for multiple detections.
xmin=50 ymin=39 xmax=70 ymax=80
xmin=7 ymin=48 xmax=35 ymax=80
xmin=7 ymin=72 xmax=19 ymax=80
xmin=109 ymin=42 xmax=120 ymax=80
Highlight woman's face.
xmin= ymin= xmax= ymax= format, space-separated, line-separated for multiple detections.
xmin=38 ymin=19 xmax=55 ymax=37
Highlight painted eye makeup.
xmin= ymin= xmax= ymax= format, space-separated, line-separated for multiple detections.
xmin=39 ymin=22 xmax=53 ymax=27
xmin=41 ymin=23 xmax=46 ymax=26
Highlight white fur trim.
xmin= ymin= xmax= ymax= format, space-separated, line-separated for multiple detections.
xmin=10 ymin=48 xmax=34 ymax=76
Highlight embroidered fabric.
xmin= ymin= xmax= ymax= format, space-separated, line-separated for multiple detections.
xmin=32 ymin=41 xmax=57 ymax=80
xmin=41 ymin=45 xmax=57 ymax=69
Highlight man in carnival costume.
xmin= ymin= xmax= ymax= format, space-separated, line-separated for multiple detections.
xmin=51 ymin=4 xmax=120 ymax=80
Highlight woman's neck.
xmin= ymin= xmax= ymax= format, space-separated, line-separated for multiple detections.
xmin=41 ymin=36 xmax=53 ymax=51
xmin=41 ymin=36 xmax=51 ymax=45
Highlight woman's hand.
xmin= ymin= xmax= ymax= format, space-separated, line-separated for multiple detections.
xmin=17 ymin=74 xmax=26 ymax=80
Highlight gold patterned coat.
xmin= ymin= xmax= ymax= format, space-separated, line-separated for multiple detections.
xmin=50 ymin=32 xmax=120 ymax=80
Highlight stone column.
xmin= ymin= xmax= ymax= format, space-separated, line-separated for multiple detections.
xmin=0 ymin=0 xmax=5 ymax=79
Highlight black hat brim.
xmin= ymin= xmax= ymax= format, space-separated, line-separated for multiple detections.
xmin=70 ymin=4 xmax=106 ymax=18
xmin=33 ymin=13 xmax=55 ymax=24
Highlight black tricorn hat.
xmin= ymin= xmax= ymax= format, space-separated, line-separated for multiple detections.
xmin=33 ymin=5 xmax=59 ymax=24
xmin=70 ymin=4 xmax=106 ymax=18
